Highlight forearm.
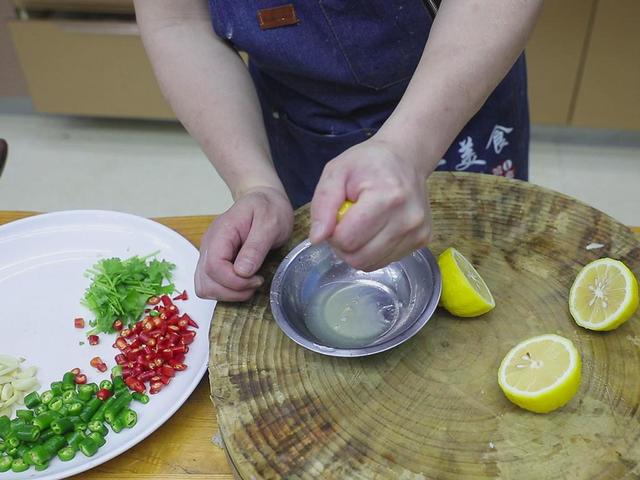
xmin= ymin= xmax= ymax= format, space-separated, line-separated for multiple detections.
xmin=378 ymin=0 xmax=543 ymax=174
xmin=134 ymin=0 xmax=284 ymax=199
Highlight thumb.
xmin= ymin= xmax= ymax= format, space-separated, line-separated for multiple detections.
xmin=309 ymin=165 xmax=347 ymax=244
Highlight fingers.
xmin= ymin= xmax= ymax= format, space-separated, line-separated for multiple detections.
xmin=329 ymin=195 xmax=394 ymax=254
xmin=332 ymin=205 xmax=431 ymax=271
xmin=234 ymin=214 xmax=280 ymax=278
xmin=194 ymin=188 xmax=294 ymax=302
xmin=195 ymin=223 xmax=264 ymax=300
xmin=309 ymin=163 xmax=348 ymax=244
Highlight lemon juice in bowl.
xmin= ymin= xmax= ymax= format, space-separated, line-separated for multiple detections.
xmin=303 ymin=280 xmax=399 ymax=348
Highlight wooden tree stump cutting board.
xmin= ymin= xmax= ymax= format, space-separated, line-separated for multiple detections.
xmin=209 ymin=172 xmax=640 ymax=480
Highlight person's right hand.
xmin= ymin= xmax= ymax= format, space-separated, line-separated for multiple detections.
xmin=195 ymin=186 xmax=294 ymax=301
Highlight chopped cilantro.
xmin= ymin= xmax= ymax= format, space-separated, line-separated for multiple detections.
xmin=82 ymin=253 xmax=175 ymax=334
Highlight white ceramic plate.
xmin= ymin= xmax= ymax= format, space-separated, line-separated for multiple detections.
xmin=0 ymin=210 xmax=215 ymax=479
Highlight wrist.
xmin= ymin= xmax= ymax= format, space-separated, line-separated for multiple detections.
xmin=232 ymin=177 xmax=287 ymax=203
xmin=374 ymin=118 xmax=445 ymax=179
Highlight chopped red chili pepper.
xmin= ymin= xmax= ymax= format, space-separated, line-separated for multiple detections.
xmin=148 ymin=296 xmax=161 ymax=305
xmin=160 ymin=365 xmax=175 ymax=378
xmin=96 ymin=388 xmax=112 ymax=400
xmin=88 ymin=335 xmax=100 ymax=346
xmin=115 ymin=354 xmax=127 ymax=365
xmin=113 ymin=337 xmax=127 ymax=350
xmin=74 ymin=317 xmax=85 ymax=328
xmin=160 ymin=295 xmax=173 ymax=307
xmin=112 ymin=319 xmax=124 ymax=331
xmin=183 ymin=314 xmax=199 ymax=329
xmin=149 ymin=381 xmax=163 ymax=395
xmin=97 ymin=362 xmax=108 ymax=373
xmin=180 ymin=331 xmax=196 ymax=345
xmin=74 ymin=373 xmax=87 ymax=384
xmin=173 ymin=290 xmax=188 ymax=301
xmin=90 ymin=357 xmax=103 ymax=368
xmin=70 ymin=367 xmax=81 ymax=375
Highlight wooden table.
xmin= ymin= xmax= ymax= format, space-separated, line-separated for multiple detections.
xmin=1 ymin=210 xmax=638 ymax=480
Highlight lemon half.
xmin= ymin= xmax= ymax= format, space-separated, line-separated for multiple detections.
xmin=337 ymin=200 xmax=354 ymax=222
xmin=498 ymin=334 xmax=581 ymax=413
xmin=569 ymin=258 xmax=639 ymax=331
xmin=438 ymin=247 xmax=495 ymax=317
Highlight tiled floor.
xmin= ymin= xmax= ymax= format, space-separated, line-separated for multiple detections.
xmin=0 ymin=113 xmax=639 ymax=226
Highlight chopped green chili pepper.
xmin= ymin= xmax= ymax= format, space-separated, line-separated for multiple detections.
xmin=5 ymin=435 xmax=20 ymax=449
xmin=87 ymin=432 xmax=106 ymax=448
xmin=32 ymin=404 xmax=48 ymax=416
xmin=21 ymin=448 xmax=34 ymax=466
xmin=15 ymin=409 xmax=34 ymax=422
xmin=50 ymin=381 xmax=63 ymax=396
xmin=16 ymin=445 xmax=29 ymax=461
xmin=0 ymin=455 xmax=11 ymax=472
xmin=50 ymin=418 xmax=74 ymax=435
xmin=77 ymin=384 xmax=94 ymax=402
xmin=65 ymin=430 xmax=86 ymax=450
xmin=132 ymin=392 xmax=149 ymax=404
xmin=49 ymin=397 xmax=64 ymax=412
xmin=40 ymin=390 xmax=55 ymax=405
xmin=80 ymin=397 xmax=103 ymax=423
xmin=0 ymin=441 xmax=5 ymax=453
xmin=117 ymin=408 xmax=137 ymax=429
xmin=112 ymin=375 xmax=127 ymax=393
xmin=58 ymin=446 xmax=76 ymax=462
xmin=58 ymin=405 xmax=69 ymax=416
xmin=42 ymin=435 xmax=66 ymax=458
xmin=35 ymin=461 xmax=49 ymax=471
xmin=87 ymin=383 xmax=99 ymax=395
xmin=74 ymin=422 xmax=87 ymax=432
xmin=10 ymin=458 xmax=28 ymax=473
xmin=38 ymin=429 xmax=56 ymax=443
xmin=6 ymin=447 xmax=17 ymax=458
xmin=110 ymin=418 xmax=124 ymax=433
xmin=0 ymin=416 xmax=10 ymax=439
xmin=62 ymin=390 xmax=78 ymax=404
xmin=30 ymin=445 xmax=52 ymax=465
xmin=88 ymin=421 xmax=108 ymax=436
xmin=111 ymin=365 xmax=123 ymax=378
xmin=62 ymin=371 xmax=77 ymax=391
xmin=104 ymin=392 xmax=132 ymax=425
xmin=23 ymin=391 xmax=41 ymax=409
xmin=13 ymin=424 xmax=40 ymax=443
xmin=68 ymin=401 xmax=84 ymax=416
xmin=10 ymin=418 xmax=25 ymax=429
xmin=91 ymin=396 xmax=115 ymax=423
xmin=79 ymin=437 xmax=99 ymax=457
xmin=99 ymin=380 xmax=113 ymax=391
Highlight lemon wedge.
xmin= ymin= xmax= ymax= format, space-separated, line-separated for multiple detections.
xmin=569 ymin=258 xmax=638 ymax=331
xmin=337 ymin=200 xmax=354 ymax=222
xmin=438 ymin=247 xmax=495 ymax=317
xmin=498 ymin=334 xmax=581 ymax=413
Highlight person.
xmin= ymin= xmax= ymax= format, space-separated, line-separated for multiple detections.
xmin=134 ymin=0 xmax=542 ymax=301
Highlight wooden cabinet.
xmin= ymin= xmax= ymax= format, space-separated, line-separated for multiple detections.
xmin=525 ymin=0 xmax=596 ymax=125
xmin=4 ymin=0 xmax=640 ymax=129
xmin=9 ymin=19 xmax=174 ymax=119
xmin=571 ymin=0 xmax=640 ymax=131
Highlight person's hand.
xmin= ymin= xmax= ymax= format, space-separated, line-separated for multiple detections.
xmin=195 ymin=186 xmax=294 ymax=301
xmin=309 ymin=137 xmax=432 ymax=271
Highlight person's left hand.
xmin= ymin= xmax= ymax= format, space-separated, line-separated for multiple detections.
xmin=309 ymin=137 xmax=433 ymax=271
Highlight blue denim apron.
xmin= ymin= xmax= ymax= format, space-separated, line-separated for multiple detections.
xmin=209 ymin=1 xmax=529 ymax=208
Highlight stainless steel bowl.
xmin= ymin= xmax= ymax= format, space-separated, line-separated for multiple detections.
xmin=270 ymin=240 xmax=442 ymax=357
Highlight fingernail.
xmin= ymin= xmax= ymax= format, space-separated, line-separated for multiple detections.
xmin=309 ymin=221 xmax=322 ymax=243
xmin=251 ymin=277 xmax=264 ymax=288
xmin=235 ymin=258 xmax=255 ymax=276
